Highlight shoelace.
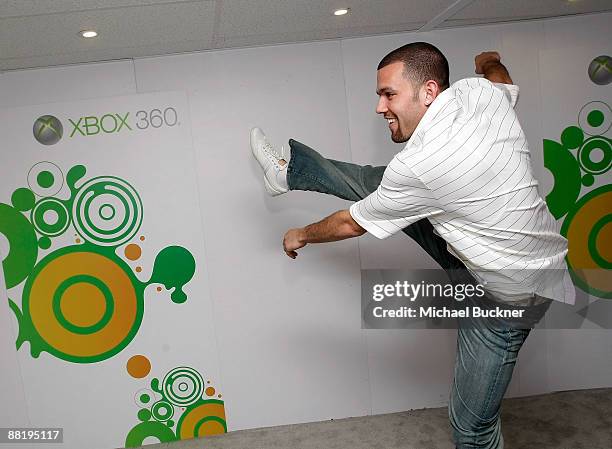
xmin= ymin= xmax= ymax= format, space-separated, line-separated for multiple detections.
xmin=263 ymin=142 xmax=286 ymax=170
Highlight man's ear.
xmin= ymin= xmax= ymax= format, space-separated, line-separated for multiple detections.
xmin=423 ymin=80 xmax=441 ymax=106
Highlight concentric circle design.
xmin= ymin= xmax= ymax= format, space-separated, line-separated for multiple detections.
xmin=31 ymin=198 xmax=70 ymax=237
xmin=578 ymin=101 xmax=611 ymax=136
xmin=176 ymin=400 xmax=227 ymax=439
xmin=162 ymin=367 xmax=204 ymax=407
xmin=27 ymin=162 xmax=64 ymax=197
xmin=561 ymin=185 xmax=612 ymax=298
xmin=22 ymin=247 xmax=143 ymax=361
xmin=52 ymin=274 xmax=114 ymax=334
xmin=152 ymin=400 xmax=175 ymax=422
xmin=577 ymin=136 xmax=611 ymax=175
xmin=72 ymin=176 xmax=143 ymax=246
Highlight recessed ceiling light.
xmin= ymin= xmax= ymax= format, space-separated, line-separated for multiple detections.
xmin=334 ymin=8 xmax=350 ymax=16
xmin=80 ymin=30 xmax=98 ymax=38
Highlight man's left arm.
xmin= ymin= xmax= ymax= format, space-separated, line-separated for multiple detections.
xmin=283 ymin=210 xmax=366 ymax=259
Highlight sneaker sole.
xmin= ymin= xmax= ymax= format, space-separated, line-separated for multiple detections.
xmin=263 ymin=175 xmax=286 ymax=197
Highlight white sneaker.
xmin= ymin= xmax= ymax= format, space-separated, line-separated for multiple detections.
xmin=250 ymin=127 xmax=289 ymax=196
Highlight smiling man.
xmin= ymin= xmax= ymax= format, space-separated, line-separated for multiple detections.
xmin=250 ymin=43 xmax=571 ymax=449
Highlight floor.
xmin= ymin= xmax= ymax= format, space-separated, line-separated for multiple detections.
xmin=128 ymin=388 xmax=612 ymax=449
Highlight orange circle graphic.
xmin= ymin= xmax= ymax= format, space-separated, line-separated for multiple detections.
xmin=28 ymin=251 xmax=138 ymax=358
xmin=127 ymin=355 xmax=152 ymax=378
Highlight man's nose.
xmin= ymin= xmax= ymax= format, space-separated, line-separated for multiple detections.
xmin=376 ymin=97 xmax=387 ymax=114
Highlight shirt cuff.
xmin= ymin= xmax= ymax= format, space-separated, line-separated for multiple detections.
xmin=349 ymin=202 xmax=391 ymax=240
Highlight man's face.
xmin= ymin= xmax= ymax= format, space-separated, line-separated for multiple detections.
xmin=376 ymin=61 xmax=428 ymax=143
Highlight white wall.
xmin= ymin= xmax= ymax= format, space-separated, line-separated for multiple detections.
xmin=1 ymin=11 xmax=610 ymax=447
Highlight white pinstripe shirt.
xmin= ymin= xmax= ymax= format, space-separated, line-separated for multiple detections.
xmin=350 ymin=78 xmax=574 ymax=304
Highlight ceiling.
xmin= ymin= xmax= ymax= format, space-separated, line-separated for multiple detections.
xmin=1 ymin=0 xmax=611 ymax=71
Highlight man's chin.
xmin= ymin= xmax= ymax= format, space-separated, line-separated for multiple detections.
xmin=391 ymin=132 xmax=409 ymax=143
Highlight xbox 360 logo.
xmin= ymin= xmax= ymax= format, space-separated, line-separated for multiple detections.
xmin=33 ymin=115 xmax=63 ymax=145
xmin=588 ymin=55 xmax=612 ymax=86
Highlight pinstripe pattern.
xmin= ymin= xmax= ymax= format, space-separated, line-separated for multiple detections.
xmin=350 ymin=78 xmax=573 ymax=303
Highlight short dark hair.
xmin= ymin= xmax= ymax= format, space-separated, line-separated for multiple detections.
xmin=378 ymin=42 xmax=450 ymax=90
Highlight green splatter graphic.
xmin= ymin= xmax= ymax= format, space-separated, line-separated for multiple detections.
xmin=149 ymin=246 xmax=196 ymax=303
xmin=66 ymin=165 xmax=86 ymax=193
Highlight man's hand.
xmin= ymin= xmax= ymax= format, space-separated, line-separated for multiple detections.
xmin=474 ymin=51 xmax=513 ymax=84
xmin=283 ymin=228 xmax=305 ymax=259
xmin=475 ymin=51 xmax=501 ymax=74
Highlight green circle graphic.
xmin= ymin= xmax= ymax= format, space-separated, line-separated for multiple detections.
xmin=162 ymin=367 xmax=204 ymax=407
xmin=152 ymin=400 xmax=174 ymax=422
xmin=100 ymin=204 xmax=116 ymax=220
xmin=37 ymin=171 xmax=55 ymax=188
xmin=82 ymin=186 xmax=130 ymax=235
xmin=31 ymin=198 xmax=70 ymax=237
xmin=582 ymin=174 xmax=595 ymax=186
xmin=52 ymin=274 xmax=115 ymax=335
xmin=578 ymin=101 xmax=611 ymax=136
xmin=72 ymin=177 xmax=143 ymax=246
xmin=27 ymin=162 xmax=64 ymax=197
xmin=11 ymin=188 xmax=35 ymax=211
xmin=137 ymin=409 xmax=152 ymax=422
xmin=38 ymin=236 xmax=52 ymax=250
xmin=578 ymin=137 xmax=611 ymax=175
xmin=587 ymin=110 xmax=604 ymax=127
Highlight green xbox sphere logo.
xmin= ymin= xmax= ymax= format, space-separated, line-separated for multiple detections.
xmin=588 ymin=55 xmax=612 ymax=86
xmin=33 ymin=115 xmax=63 ymax=145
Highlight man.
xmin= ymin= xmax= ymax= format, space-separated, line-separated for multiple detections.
xmin=250 ymin=43 xmax=571 ymax=449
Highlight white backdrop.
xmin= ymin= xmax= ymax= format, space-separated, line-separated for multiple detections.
xmin=1 ymin=11 xmax=611 ymax=449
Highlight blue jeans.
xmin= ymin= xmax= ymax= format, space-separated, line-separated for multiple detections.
xmin=287 ymin=139 xmax=549 ymax=449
